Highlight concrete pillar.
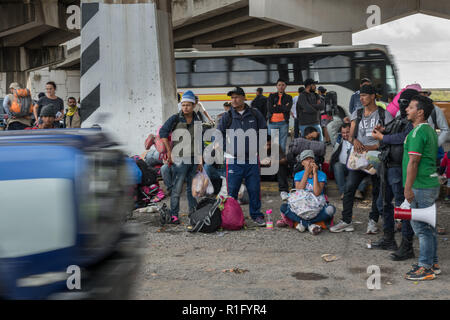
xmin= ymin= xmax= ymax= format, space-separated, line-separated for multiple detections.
xmin=322 ymin=31 xmax=352 ymax=46
xmin=80 ymin=0 xmax=177 ymax=155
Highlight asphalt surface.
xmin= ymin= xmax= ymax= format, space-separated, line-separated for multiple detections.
xmin=128 ymin=178 xmax=450 ymax=300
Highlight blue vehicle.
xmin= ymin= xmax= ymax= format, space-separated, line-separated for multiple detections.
xmin=0 ymin=128 xmax=141 ymax=299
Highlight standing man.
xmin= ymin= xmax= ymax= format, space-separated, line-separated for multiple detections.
xmin=297 ymin=78 xmax=324 ymax=140
xmin=251 ymin=87 xmax=268 ymax=120
xmin=64 ymin=97 xmax=81 ymax=128
xmin=292 ymin=87 xmax=305 ymax=138
xmin=217 ymin=87 xmax=267 ymax=226
xmin=267 ymin=79 xmax=292 ymax=153
xmin=318 ymin=86 xmax=332 ymax=145
xmin=402 ymin=95 xmax=441 ymax=281
xmin=3 ymin=82 xmax=33 ymax=130
xmin=159 ymin=90 xmax=203 ymax=224
xmin=330 ymin=84 xmax=393 ymax=234
xmin=34 ymin=81 xmax=64 ymax=126
xmin=349 ymin=78 xmax=372 ymax=115
xmin=371 ymin=89 xmax=418 ymax=253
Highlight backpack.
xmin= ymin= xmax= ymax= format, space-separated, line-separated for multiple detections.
xmin=354 ymin=107 xmax=386 ymax=139
xmin=132 ymin=156 xmax=157 ymax=186
xmin=219 ymin=196 xmax=245 ymax=231
xmin=10 ymin=89 xmax=33 ymax=117
xmin=188 ymin=197 xmax=222 ymax=233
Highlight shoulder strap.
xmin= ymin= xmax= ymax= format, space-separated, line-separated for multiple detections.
xmin=353 ymin=108 xmax=364 ymax=138
xmin=226 ymin=109 xmax=233 ymax=129
xmin=171 ymin=112 xmax=182 ymax=132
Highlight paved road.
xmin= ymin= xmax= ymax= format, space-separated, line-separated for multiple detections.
xmin=129 ymin=179 xmax=450 ymax=300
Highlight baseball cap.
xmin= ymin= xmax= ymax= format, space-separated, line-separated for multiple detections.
xmin=227 ymin=87 xmax=245 ymax=97
xmin=304 ymin=78 xmax=318 ymax=87
xmin=299 ymin=150 xmax=315 ymax=162
xmin=9 ymin=82 xmax=21 ymax=90
xmin=360 ymin=84 xmax=376 ymax=95
xmin=318 ymin=86 xmax=327 ymax=93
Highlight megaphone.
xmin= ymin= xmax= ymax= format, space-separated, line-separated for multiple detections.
xmin=394 ymin=203 xmax=436 ymax=228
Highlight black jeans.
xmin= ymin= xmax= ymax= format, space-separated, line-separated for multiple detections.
xmin=342 ymin=169 xmax=381 ymax=224
xmin=278 ymin=164 xmax=290 ymax=193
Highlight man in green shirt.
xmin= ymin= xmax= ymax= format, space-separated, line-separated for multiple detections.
xmin=402 ymin=95 xmax=440 ymax=281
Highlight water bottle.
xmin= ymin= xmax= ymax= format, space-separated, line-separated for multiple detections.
xmin=265 ymin=209 xmax=273 ymax=230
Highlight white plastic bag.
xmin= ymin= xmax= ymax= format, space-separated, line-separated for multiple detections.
xmin=192 ymin=170 xmax=214 ymax=198
xmin=287 ymin=189 xmax=326 ymax=220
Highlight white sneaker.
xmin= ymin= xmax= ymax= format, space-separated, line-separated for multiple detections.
xmin=366 ymin=219 xmax=379 ymax=234
xmin=295 ymin=223 xmax=306 ymax=232
xmin=329 ymin=220 xmax=354 ymax=233
xmin=280 ymin=191 xmax=289 ymax=201
xmin=308 ymin=224 xmax=322 ymax=235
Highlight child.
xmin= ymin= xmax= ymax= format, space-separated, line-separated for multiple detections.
xmin=277 ymin=150 xmax=336 ymax=235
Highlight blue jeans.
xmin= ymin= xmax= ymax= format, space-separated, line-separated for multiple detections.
xmin=160 ymin=163 xmax=174 ymax=192
xmin=332 ymin=162 xmax=366 ymax=195
xmin=280 ymin=202 xmax=336 ymax=227
xmin=299 ymin=124 xmax=323 ymax=141
xmin=268 ymin=122 xmax=288 ymax=153
xmin=226 ymin=160 xmax=263 ymax=220
xmin=376 ymin=167 xmax=404 ymax=233
xmin=410 ymin=187 xmax=440 ymax=269
xmin=170 ymin=163 xmax=198 ymax=217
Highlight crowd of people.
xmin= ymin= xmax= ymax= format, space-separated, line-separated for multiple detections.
xmin=2 ymin=76 xmax=449 ymax=282
xmin=157 ymin=78 xmax=448 ymax=282
xmin=1 ymin=81 xmax=81 ymax=130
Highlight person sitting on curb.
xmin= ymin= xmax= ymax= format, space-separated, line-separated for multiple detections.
xmin=277 ymin=150 xmax=336 ymax=235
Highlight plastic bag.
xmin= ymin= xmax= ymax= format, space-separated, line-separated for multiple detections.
xmin=346 ymin=147 xmax=380 ymax=175
xmin=287 ymin=189 xmax=326 ymax=220
xmin=192 ymin=170 xmax=214 ymax=198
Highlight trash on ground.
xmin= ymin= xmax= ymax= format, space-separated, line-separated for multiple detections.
xmin=321 ymin=254 xmax=338 ymax=262
xmin=386 ymin=281 xmax=393 ymax=285
xmin=354 ymin=221 xmax=363 ymax=224
xmin=367 ymin=240 xmax=372 ymax=249
xmin=222 ymin=267 xmax=249 ymax=274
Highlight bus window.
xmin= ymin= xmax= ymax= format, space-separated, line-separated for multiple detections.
xmin=308 ymin=54 xmax=351 ymax=83
xmin=191 ymin=58 xmax=228 ymax=86
xmin=386 ymin=64 xmax=397 ymax=94
xmin=267 ymin=55 xmax=304 ymax=84
xmin=230 ymin=57 xmax=268 ymax=85
xmin=176 ymin=59 xmax=190 ymax=87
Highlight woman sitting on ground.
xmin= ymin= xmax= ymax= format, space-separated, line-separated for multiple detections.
xmin=277 ymin=149 xmax=336 ymax=235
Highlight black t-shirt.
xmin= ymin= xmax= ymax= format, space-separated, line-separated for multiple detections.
xmin=37 ymin=96 xmax=64 ymax=117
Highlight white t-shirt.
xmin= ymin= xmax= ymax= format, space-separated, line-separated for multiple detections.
xmin=194 ymin=102 xmax=206 ymax=114
xmin=292 ymin=96 xmax=298 ymax=118
xmin=339 ymin=139 xmax=352 ymax=164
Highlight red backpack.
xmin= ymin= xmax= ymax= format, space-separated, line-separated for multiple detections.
xmin=218 ymin=196 xmax=245 ymax=231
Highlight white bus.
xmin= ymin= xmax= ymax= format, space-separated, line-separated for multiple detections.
xmin=175 ymin=44 xmax=399 ymax=119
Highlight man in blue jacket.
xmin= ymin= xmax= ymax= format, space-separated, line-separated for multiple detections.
xmin=217 ymin=87 xmax=268 ymax=226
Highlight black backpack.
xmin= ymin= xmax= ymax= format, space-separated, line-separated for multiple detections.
xmin=134 ymin=157 xmax=157 ymax=186
xmin=188 ymin=197 xmax=222 ymax=233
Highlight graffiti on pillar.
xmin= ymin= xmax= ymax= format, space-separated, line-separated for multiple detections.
xmin=366 ymin=5 xmax=381 ymax=29
xmin=67 ymin=5 xmax=81 ymax=30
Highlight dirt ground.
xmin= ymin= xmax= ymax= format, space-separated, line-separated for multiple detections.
xmin=128 ymin=178 xmax=450 ymax=300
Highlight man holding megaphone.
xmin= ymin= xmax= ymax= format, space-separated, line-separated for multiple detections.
xmin=401 ymin=95 xmax=441 ymax=281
